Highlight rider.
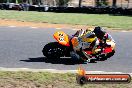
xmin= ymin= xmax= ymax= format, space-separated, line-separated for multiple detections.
xmin=72 ymin=26 xmax=115 ymax=62
xmin=93 ymin=26 xmax=115 ymax=50
xmin=71 ymin=28 xmax=98 ymax=62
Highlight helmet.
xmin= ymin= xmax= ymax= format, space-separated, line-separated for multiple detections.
xmin=93 ymin=26 xmax=106 ymax=39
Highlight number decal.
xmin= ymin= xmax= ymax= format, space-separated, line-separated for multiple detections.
xmin=59 ymin=37 xmax=64 ymax=42
xmin=59 ymin=33 xmax=64 ymax=37
xmin=53 ymin=31 xmax=70 ymax=46
xmin=58 ymin=33 xmax=64 ymax=42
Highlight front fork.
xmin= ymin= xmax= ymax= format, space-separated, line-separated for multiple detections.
xmin=76 ymin=50 xmax=96 ymax=63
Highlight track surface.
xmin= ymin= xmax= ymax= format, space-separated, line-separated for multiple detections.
xmin=0 ymin=26 xmax=132 ymax=73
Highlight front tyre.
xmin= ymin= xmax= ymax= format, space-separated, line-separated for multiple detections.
xmin=42 ymin=42 xmax=65 ymax=59
xmin=106 ymin=50 xmax=115 ymax=58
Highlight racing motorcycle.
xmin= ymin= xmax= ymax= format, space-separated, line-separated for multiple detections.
xmin=42 ymin=30 xmax=115 ymax=63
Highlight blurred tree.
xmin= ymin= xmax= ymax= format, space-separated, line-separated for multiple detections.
xmin=112 ymin=0 xmax=117 ymax=7
xmin=16 ymin=0 xmax=18 ymax=3
xmin=0 ymin=0 xmax=22 ymax=3
xmin=79 ymin=0 xmax=82 ymax=7
xmin=28 ymin=0 xmax=32 ymax=4
xmin=55 ymin=0 xmax=71 ymax=6
xmin=96 ymin=0 xmax=109 ymax=6
xmin=0 ymin=0 xmax=3 ymax=3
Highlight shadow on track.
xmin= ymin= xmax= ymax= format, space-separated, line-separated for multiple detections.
xmin=20 ymin=57 xmax=89 ymax=65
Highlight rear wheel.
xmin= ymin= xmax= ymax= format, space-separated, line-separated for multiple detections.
xmin=42 ymin=42 xmax=66 ymax=59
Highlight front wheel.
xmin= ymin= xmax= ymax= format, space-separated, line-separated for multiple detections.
xmin=106 ymin=50 xmax=115 ymax=58
xmin=96 ymin=50 xmax=115 ymax=61
xmin=42 ymin=42 xmax=66 ymax=59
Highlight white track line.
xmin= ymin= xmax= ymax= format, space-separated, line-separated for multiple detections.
xmin=121 ymin=31 xmax=128 ymax=32
xmin=56 ymin=28 xmax=61 ymax=29
xmin=0 ymin=67 xmax=131 ymax=76
xmin=30 ymin=27 xmax=38 ymax=29
xmin=72 ymin=29 xmax=79 ymax=30
xmin=8 ymin=26 xmax=16 ymax=28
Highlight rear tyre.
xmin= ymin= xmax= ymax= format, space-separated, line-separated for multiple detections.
xmin=42 ymin=42 xmax=66 ymax=59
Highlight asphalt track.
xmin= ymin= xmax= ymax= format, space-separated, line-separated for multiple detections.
xmin=0 ymin=26 xmax=132 ymax=73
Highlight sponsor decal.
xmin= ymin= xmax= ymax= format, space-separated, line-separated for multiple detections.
xmin=76 ymin=65 xmax=131 ymax=85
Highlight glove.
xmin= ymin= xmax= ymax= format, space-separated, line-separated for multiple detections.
xmin=94 ymin=49 xmax=101 ymax=54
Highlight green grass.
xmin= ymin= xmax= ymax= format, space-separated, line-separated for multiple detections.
xmin=0 ymin=71 xmax=131 ymax=88
xmin=0 ymin=10 xmax=132 ymax=29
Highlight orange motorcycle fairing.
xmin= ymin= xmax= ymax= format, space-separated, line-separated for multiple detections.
xmin=53 ymin=31 xmax=70 ymax=46
xmin=71 ymin=37 xmax=79 ymax=47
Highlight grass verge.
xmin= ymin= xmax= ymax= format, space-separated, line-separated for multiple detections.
xmin=0 ymin=10 xmax=132 ymax=30
xmin=0 ymin=71 xmax=131 ymax=88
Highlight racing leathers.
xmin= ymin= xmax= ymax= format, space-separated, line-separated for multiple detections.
xmin=72 ymin=27 xmax=115 ymax=61
xmin=71 ymin=29 xmax=99 ymax=61
xmin=93 ymin=26 xmax=115 ymax=51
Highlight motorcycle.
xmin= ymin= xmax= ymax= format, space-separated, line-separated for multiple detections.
xmin=42 ymin=30 xmax=115 ymax=63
